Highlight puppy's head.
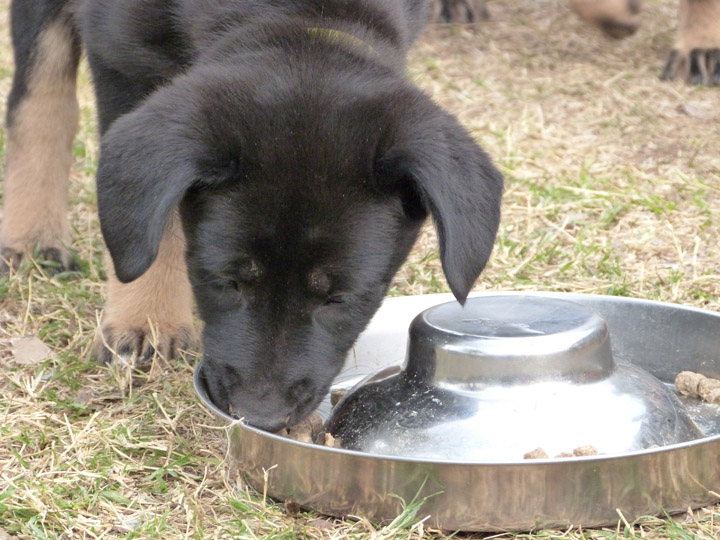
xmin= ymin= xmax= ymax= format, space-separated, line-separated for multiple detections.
xmin=96 ymin=64 xmax=503 ymax=431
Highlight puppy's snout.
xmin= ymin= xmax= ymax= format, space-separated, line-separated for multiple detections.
xmin=204 ymin=359 xmax=323 ymax=431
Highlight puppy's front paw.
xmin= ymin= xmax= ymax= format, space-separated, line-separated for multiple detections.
xmin=93 ymin=322 xmax=196 ymax=368
xmin=0 ymin=244 xmax=77 ymax=275
xmin=95 ymin=214 xmax=195 ymax=368
xmin=0 ymin=246 xmax=23 ymax=274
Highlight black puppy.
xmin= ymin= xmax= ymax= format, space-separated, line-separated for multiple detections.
xmin=2 ymin=0 xmax=503 ymax=431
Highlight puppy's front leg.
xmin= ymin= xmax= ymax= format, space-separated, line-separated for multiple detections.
xmin=94 ymin=213 xmax=196 ymax=366
xmin=1 ymin=5 xmax=81 ymax=272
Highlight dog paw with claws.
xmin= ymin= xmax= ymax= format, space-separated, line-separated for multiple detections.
xmin=662 ymin=48 xmax=720 ymax=86
xmin=0 ymin=245 xmax=77 ymax=275
xmin=94 ymin=324 xmax=195 ymax=369
xmin=93 ymin=218 xmax=196 ymax=368
xmin=661 ymin=0 xmax=720 ymax=85
xmin=93 ymin=270 xmax=196 ymax=368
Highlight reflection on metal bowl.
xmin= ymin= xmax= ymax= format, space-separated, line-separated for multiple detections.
xmin=194 ymin=293 xmax=720 ymax=531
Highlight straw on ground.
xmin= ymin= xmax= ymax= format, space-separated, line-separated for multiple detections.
xmin=1 ymin=0 xmax=720 ymax=538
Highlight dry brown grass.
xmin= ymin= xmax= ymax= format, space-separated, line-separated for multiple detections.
xmin=1 ymin=0 xmax=720 ymax=538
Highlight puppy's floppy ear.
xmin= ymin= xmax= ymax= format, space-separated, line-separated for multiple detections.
xmin=96 ymin=89 xmax=203 ymax=283
xmin=379 ymin=92 xmax=503 ymax=303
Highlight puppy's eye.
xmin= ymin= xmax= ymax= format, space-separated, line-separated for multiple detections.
xmin=226 ymin=279 xmax=241 ymax=292
xmin=324 ymin=294 xmax=347 ymax=306
xmin=211 ymin=276 xmax=241 ymax=293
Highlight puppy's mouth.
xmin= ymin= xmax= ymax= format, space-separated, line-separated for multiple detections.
xmin=200 ymin=361 xmax=326 ymax=432
xmin=226 ymin=401 xmax=320 ymax=433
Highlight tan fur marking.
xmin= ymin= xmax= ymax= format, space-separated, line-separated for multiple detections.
xmin=1 ymin=22 xmax=79 ymax=256
xmin=429 ymin=0 xmax=443 ymax=21
xmin=675 ymin=0 xmax=720 ymax=52
xmin=96 ymin=214 xmax=196 ymax=359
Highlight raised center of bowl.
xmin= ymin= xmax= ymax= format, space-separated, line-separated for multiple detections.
xmin=405 ymin=295 xmax=614 ymax=387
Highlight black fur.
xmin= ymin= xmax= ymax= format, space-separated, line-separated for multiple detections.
xmin=19 ymin=0 xmax=504 ymax=431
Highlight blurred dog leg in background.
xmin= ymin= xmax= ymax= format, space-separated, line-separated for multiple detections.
xmin=661 ymin=0 xmax=720 ymax=85
xmin=432 ymin=0 xmax=719 ymax=86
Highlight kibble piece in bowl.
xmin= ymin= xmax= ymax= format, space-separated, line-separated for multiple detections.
xmin=572 ymin=445 xmax=598 ymax=457
xmin=276 ymin=413 xmax=343 ymax=448
xmin=675 ymin=371 xmax=720 ymax=405
xmin=524 ymin=445 xmax=599 ymax=460
xmin=277 ymin=413 xmax=324 ymax=443
xmin=523 ymin=448 xmax=549 ymax=460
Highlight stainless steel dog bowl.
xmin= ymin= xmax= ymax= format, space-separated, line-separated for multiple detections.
xmin=194 ymin=292 xmax=720 ymax=531
xmin=326 ymin=296 xmax=703 ymax=461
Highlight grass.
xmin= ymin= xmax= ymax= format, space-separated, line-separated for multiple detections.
xmin=2 ymin=0 xmax=720 ymax=538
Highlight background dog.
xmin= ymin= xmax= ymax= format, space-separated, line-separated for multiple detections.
xmin=1 ymin=0 xmax=503 ymax=431
xmin=433 ymin=0 xmax=720 ymax=85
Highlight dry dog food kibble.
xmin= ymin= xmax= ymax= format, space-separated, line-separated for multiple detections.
xmin=278 ymin=413 xmax=343 ymax=448
xmin=525 ymin=445 xmax=599 ymax=459
xmin=675 ymin=371 xmax=720 ymax=405
xmin=523 ymin=448 xmax=549 ymax=459
xmin=279 ymin=412 xmax=324 ymax=443
xmin=324 ymin=432 xmax=342 ymax=449
xmin=330 ymin=389 xmax=348 ymax=406
xmin=572 ymin=445 xmax=598 ymax=457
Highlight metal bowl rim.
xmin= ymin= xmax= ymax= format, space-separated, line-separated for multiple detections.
xmin=193 ymin=292 xmax=720 ymax=465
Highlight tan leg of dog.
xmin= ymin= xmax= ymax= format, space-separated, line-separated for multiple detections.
xmin=661 ymin=0 xmax=720 ymax=85
xmin=94 ymin=214 xmax=196 ymax=366
xmin=1 ymin=20 xmax=80 ymax=273
xmin=569 ymin=0 xmax=641 ymax=39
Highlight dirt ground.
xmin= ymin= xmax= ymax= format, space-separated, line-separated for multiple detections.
xmin=1 ymin=0 xmax=720 ymax=538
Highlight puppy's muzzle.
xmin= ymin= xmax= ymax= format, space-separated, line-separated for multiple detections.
xmin=202 ymin=360 xmax=322 ymax=432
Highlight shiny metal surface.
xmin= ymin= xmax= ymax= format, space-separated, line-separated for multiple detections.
xmin=409 ymin=295 xmax=615 ymax=383
xmin=327 ymin=296 xmax=702 ymax=461
xmin=194 ymin=293 xmax=720 ymax=531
